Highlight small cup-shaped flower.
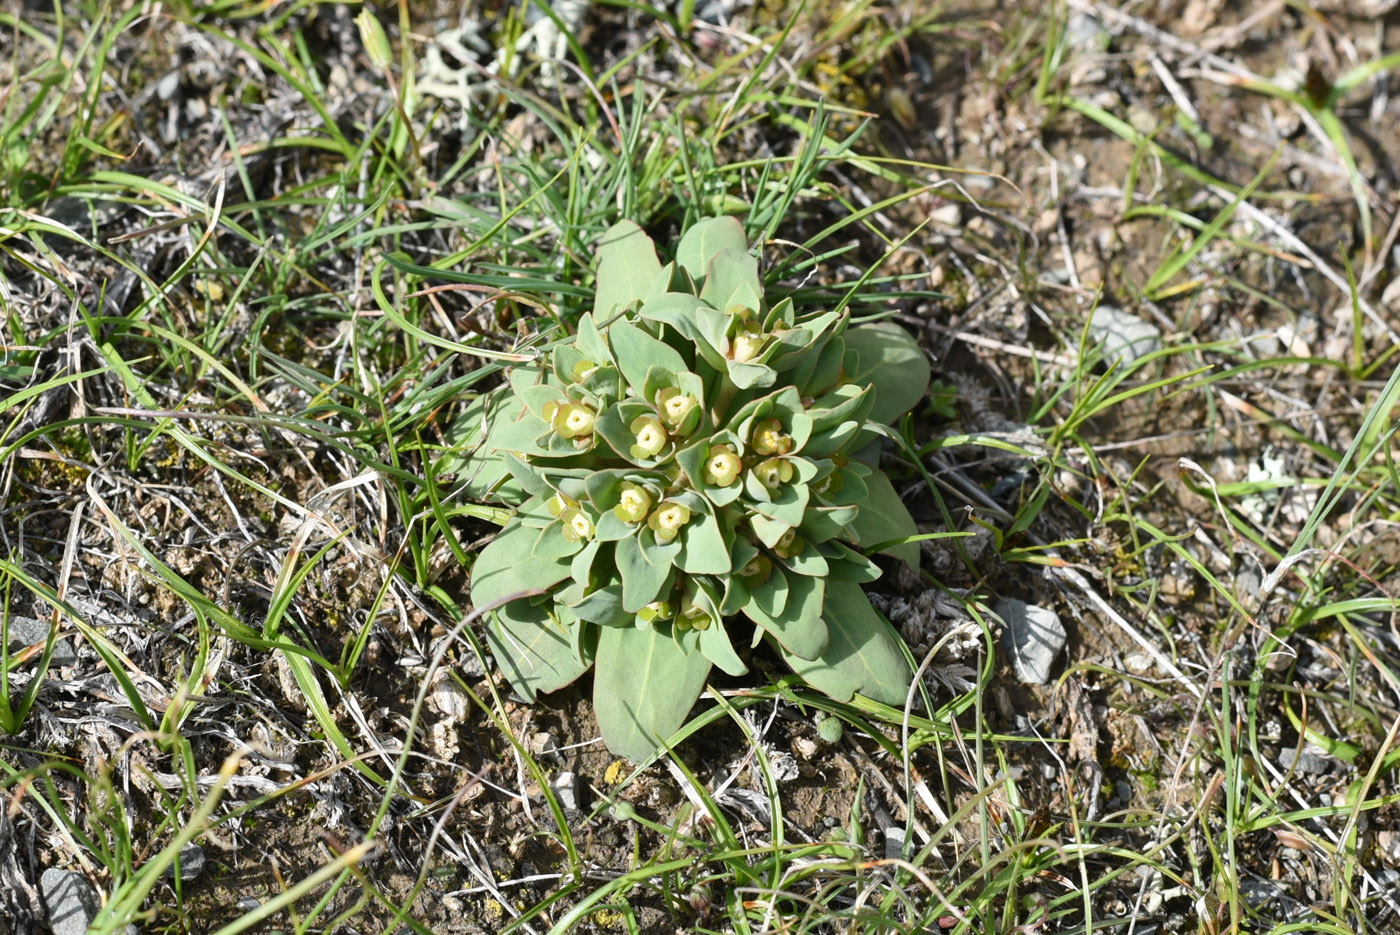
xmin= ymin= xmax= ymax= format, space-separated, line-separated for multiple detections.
xmin=613 ymin=482 xmax=653 ymax=524
xmin=559 ymin=508 xmax=594 ymax=542
xmin=773 ymin=527 xmax=804 ymax=559
xmin=676 ymin=593 xmax=713 ymax=632
xmin=551 ymin=400 xmax=597 ymax=439
xmin=636 ymin=600 xmax=672 ymax=624
xmin=813 ymin=469 xmax=844 ymax=497
xmin=570 ymin=358 xmax=599 ymax=383
xmin=737 ymin=554 xmax=773 ymax=586
xmin=750 ymin=417 xmax=792 ymax=456
xmin=753 ymin=456 xmax=795 ymax=491
xmin=546 ymin=491 xmax=580 ymax=517
xmin=629 ymin=415 xmax=668 ymax=460
xmin=702 ymin=444 xmax=741 ymax=487
xmin=730 ymin=321 xmax=768 ymax=363
xmin=647 ymin=500 xmax=691 ymax=543
xmin=656 ymin=387 xmax=700 ymax=433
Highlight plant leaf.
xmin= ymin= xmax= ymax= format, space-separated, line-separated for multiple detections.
xmin=783 ymin=580 xmax=910 ymax=704
xmin=844 ymin=323 xmax=930 ymax=425
xmin=694 ymin=623 xmax=748 ymax=677
xmin=595 ymin=220 xmax=661 ymax=318
xmin=594 ymin=624 xmax=711 ymax=762
xmin=676 ymin=216 xmax=747 ymax=283
xmin=617 ymin=533 xmax=673 ymax=612
xmin=700 ymin=247 xmax=761 ymax=315
xmin=744 ymin=569 xmax=827 ymax=660
xmin=608 ymin=320 xmax=688 ymax=392
xmin=488 ymin=599 xmax=592 ymax=700
xmin=849 ymin=469 xmax=920 ymax=568
xmin=470 ymin=520 xmax=571 ymax=610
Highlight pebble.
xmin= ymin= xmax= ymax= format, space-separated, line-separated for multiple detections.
xmin=164 ymin=843 xmax=206 ymax=881
xmin=994 ymin=598 xmax=1066 ymax=685
xmin=1087 ymin=305 xmax=1163 ymax=366
xmin=1065 ymin=12 xmax=1111 ymax=53
xmin=883 ymin=825 xmax=907 ymax=860
xmin=5 ymin=616 xmax=76 ymax=667
xmin=41 ymin=870 xmax=100 ymax=935
xmin=1279 ymin=744 xmax=1332 ymax=776
xmin=551 ymin=771 xmax=579 ymax=812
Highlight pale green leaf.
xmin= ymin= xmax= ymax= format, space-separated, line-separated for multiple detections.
xmin=848 ymin=469 xmax=920 ymax=568
xmin=470 ymin=520 xmax=571 ymax=610
xmin=595 ymin=220 xmax=662 ymax=318
xmin=594 ymin=624 xmax=711 ymax=761
xmin=488 ymin=599 xmax=592 ymax=700
xmin=783 ymin=580 xmax=910 ymax=704
xmin=676 ymin=216 xmax=747 ymax=283
xmin=844 ymin=323 xmax=930 ymax=425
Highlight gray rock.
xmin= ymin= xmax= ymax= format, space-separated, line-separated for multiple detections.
xmin=1240 ymin=878 xmax=1287 ymax=907
xmin=41 ymin=869 xmax=100 ymax=935
xmin=164 ymin=843 xmax=205 ymax=881
xmin=1087 ymin=305 xmax=1163 ymax=367
xmin=1065 ymin=12 xmax=1111 ymax=53
xmin=5 ymin=616 xmax=76 ymax=667
xmin=1279 ymin=744 xmax=1332 ymax=776
xmin=234 ymin=896 xmax=262 ymax=912
xmin=883 ymin=825 xmax=907 ymax=860
xmin=995 ymin=599 xmax=1066 ymax=685
xmin=551 ymin=771 xmax=579 ymax=812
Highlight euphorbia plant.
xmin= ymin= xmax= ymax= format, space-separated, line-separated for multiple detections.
xmin=453 ymin=217 xmax=929 ymax=761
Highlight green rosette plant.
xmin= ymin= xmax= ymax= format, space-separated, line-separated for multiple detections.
xmin=455 ymin=217 xmax=930 ymax=761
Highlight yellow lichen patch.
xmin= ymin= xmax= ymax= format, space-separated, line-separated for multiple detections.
xmin=603 ymin=759 xmax=628 ymax=785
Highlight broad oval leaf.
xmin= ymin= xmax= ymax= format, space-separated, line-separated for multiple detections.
xmin=595 ymin=220 xmax=662 ymax=318
xmin=676 ymin=216 xmax=748 ymax=283
xmin=744 ymin=570 xmax=827 ymax=660
xmin=594 ymin=624 xmax=711 ymax=762
xmin=470 ymin=520 xmax=572 ymax=610
xmin=848 ymin=469 xmax=920 ymax=569
xmin=782 ymin=580 xmax=910 ymax=705
xmin=487 ymin=599 xmax=593 ymax=701
xmin=843 ymin=323 xmax=930 ymax=426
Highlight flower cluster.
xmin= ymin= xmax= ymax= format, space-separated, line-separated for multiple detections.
xmin=463 ymin=217 xmax=930 ymax=761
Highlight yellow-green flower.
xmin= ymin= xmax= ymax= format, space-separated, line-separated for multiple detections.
xmin=738 ymin=554 xmax=772 ymax=586
xmin=647 ymin=501 xmax=691 ymax=543
xmin=656 ymin=387 xmax=699 ymax=432
xmin=629 ymin=415 xmax=668 ymax=460
xmin=730 ymin=322 xmax=767 ymax=363
xmin=750 ymin=417 xmax=791 ymax=455
xmin=773 ymin=528 xmax=804 ymax=559
xmin=560 ymin=508 xmax=594 ymax=542
xmin=637 ymin=600 xmax=672 ymax=623
xmin=613 ymin=482 xmax=652 ymax=523
xmin=753 ymin=456 xmax=794 ymax=491
xmin=570 ymin=359 xmax=599 ymax=382
xmin=702 ymin=444 xmax=741 ymax=487
xmin=546 ymin=492 xmax=580 ymax=517
xmin=547 ymin=400 xmax=597 ymax=439
xmin=676 ymin=593 xmax=712 ymax=631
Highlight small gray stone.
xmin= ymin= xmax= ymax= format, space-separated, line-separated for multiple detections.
xmin=234 ymin=896 xmax=262 ymax=912
xmin=1065 ymin=12 xmax=1111 ymax=53
xmin=6 ymin=616 xmax=76 ymax=667
xmin=41 ymin=869 xmax=100 ymax=935
xmin=551 ymin=771 xmax=579 ymax=811
xmin=994 ymin=598 xmax=1066 ymax=685
xmin=155 ymin=70 xmax=181 ymax=101
xmin=1239 ymin=878 xmax=1286 ymax=906
xmin=164 ymin=843 xmax=205 ymax=881
xmin=883 ymin=825 xmax=907 ymax=860
xmin=1087 ymin=305 xmax=1163 ymax=367
xmin=1279 ymin=744 xmax=1332 ymax=776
